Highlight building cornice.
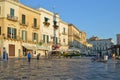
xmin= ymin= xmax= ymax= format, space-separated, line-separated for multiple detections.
xmin=19 ymin=4 xmax=40 ymax=15
xmin=60 ymin=20 xmax=68 ymax=25
xmin=38 ymin=8 xmax=59 ymax=18
xmin=68 ymin=23 xmax=84 ymax=34
xmin=1 ymin=0 xmax=41 ymax=15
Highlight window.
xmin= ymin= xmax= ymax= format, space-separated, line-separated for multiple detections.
xmin=43 ymin=35 xmax=45 ymax=42
xmin=53 ymin=21 xmax=57 ymax=25
xmin=10 ymin=8 xmax=14 ymax=16
xmin=34 ymin=18 xmax=37 ymax=27
xmin=22 ymin=30 xmax=27 ymax=41
xmin=44 ymin=17 xmax=49 ymax=22
xmin=43 ymin=35 xmax=49 ymax=43
xmin=47 ymin=35 xmax=49 ymax=43
xmin=0 ymin=6 xmax=1 ymax=15
xmin=63 ymin=39 xmax=65 ymax=42
xmin=63 ymin=28 xmax=65 ymax=32
xmin=33 ymin=33 xmax=38 ymax=42
xmin=7 ymin=27 xmax=16 ymax=39
xmin=0 ymin=27 xmax=1 ymax=35
xmin=22 ymin=14 xmax=26 ymax=24
xmin=53 ymin=37 xmax=58 ymax=44
xmin=56 ymin=37 xmax=58 ymax=44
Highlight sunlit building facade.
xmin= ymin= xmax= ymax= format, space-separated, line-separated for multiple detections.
xmin=38 ymin=8 xmax=61 ymax=56
xmin=38 ymin=8 xmax=68 ymax=53
xmin=117 ymin=34 xmax=120 ymax=45
xmin=0 ymin=0 xmax=87 ymax=58
xmin=0 ymin=0 xmax=41 ymax=57
xmin=59 ymin=20 xmax=69 ymax=51
xmin=87 ymin=36 xmax=114 ymax=55
xmin=68 ymin=24 xmax=88 ymax=53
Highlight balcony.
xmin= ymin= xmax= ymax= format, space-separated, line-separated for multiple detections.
xmin=43 ymin=22 xmax=50 ymax=26
xmin=32 ymin=24 xmax=40 ymax=29
xmin=53 ymin=25 xmax=59 ymax=29
xmin=6 ymin=34 xmax=19 ymax=41
xmin=48 ymin=41 xmax=53 ymax=45
xmin=73 ymin=33 xmax=81 ymax=39
xmin=7 ymin=14 xmax=18 ymax=22
xmin=19 ymin=21 xmax=29 ymax=26
xmin=62 ymin=32 xmax=67 ymax=35
xmin=53 ymin=21 xmax=59 ymax=29
xmin=59 ymin=43 xmax=68 ymax=46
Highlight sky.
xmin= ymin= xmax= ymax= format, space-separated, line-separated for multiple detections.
xmin=20 ymin=0 xmax=120 ymax=44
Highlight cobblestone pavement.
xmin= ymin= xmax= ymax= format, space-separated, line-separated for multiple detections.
xmin=0 ymin=57 xmax=120 ymax=80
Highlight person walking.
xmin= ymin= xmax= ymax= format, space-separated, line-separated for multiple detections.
xmin=3 ymin=47 xmax=7 ymax=61
xmin=37 ymin=53 xmax=40 ymax=60
xmin=27 ymin=51 xmax=31 ymax=62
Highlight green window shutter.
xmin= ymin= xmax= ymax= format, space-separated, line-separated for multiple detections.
xmin=10 ymin=8 xmax=14 ymax=16
xmin=56 ymin=37 xmax=58 ymax=44
xmin=25 ymin=31 xmax=27 ymax=41
xmin=53 ymin=37 xmax=55 ymax=44
xmin=34 ymin=33 xmax=36 ymax=40
xmin=44 ymin=17 xmax=49 ymax=22
xmin=14 ymin=28 xmax=16 ymax=39
xmin=22 ymin=30 xmax=24 ymax=40
xmin=7 ymin=27 xmax=11 ymax=38
xmin=63 ymin=28 xmax=65 ymax=33
xmin=36 ymin=33 xmax=38 ymax=42
xmin=47 ymin=35 xmax=49 ymax=43
xmin=22 ymin=14 xmax=25 ymax=24
xmin=43 ymin=35 xmax=45 ymax=42
xmin=0 ymin=27 xmax=1 ymax=35
xmin=34 ymin=18 xmax=37 ymax=27
xmin=32 ymin=33 xmax=38 ymax=42
xmin=22 ymin=30 xmax=27 ymax=41
xmin=32 ymin=33 xmax=34 ymax=42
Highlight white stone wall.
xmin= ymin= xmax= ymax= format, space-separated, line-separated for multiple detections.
xmin=88 ymin=38 xmax=114 ymax=55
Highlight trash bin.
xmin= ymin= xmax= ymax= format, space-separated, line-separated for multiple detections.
xmin=104 ymin=55 xmax=108 ymax=61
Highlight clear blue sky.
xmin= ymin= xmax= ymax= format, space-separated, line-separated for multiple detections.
xmin=20 ymin=0 xmax=120 ymax=43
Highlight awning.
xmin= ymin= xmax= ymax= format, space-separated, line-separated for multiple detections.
xmin=22 ymin=44 xmax=36 ymax=50
xmin=36 ymin=45 xmax=50 ymax=51
xmin=66 ymin=48 xmax=80 ymax=52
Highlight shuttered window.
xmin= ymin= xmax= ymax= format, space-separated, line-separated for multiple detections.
xmin=63 ymin=27 xmax=65 ymax=33
xmin=22 ymin=30 xmax=27 ymax=41
xmin=7 ymin=27 xmax=16 ymax=39
xmin=22 ymin=14 xmax=26 ymax=24
xmin=10 ymin=8 xmax=14 ymax=16
xmin=34 ymin=18 xmax=37 ymax=27
xmin=43 ymin=35 xmax=45 ymax=42
xmin=0 ymin=6 xmax=1 ymax=15
xmin=47 ymin=35 xmax=49 ymax=43
xmin=0 ymin=27 xmax=1 ymax=35
xmin=33 ymin=33 xmax=38 ymax=42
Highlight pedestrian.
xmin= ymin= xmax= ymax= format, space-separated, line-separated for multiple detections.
xmin=37 ymin=53 xmax=40 ymax=60
xmin=6 ymin=53 xmax=8 ymax=60
xmin=99 ymin=52 xmax=102 ymax=58
xmin=3 ymin=47 xmax=7 ymax=61
xmin=27 ymin=51 xmax=31 ymax=62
